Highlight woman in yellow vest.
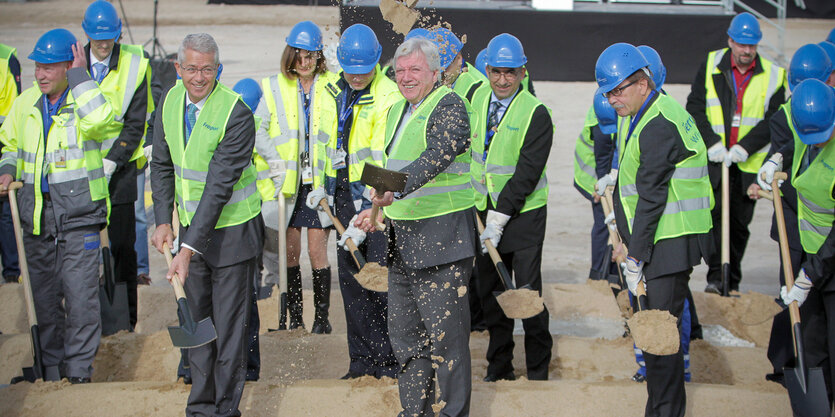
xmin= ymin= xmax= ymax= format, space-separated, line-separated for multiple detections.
xmin=255 ymin=21 xmax=336 ymax=333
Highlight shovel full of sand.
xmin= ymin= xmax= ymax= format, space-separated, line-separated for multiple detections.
xmin=319 ymin=199 xmax=388 ymax=292
xmin=475 ymin=213 xmax=544 ymax=319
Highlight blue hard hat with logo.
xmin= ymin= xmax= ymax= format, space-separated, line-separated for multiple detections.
xmin=485 ymin=33 xmax=527 ymax=69
xmin=817 ymin=42 xmax=835 ymax=70
xmin=286 ymin=21 xmax=323 ymax=51
xmin=637 ymin=45 xmax=666 ymax=90
xmin=337 ymin=24 xmax=382 ymax=75
xmin=30 ymin=28 xmax=77 ymax=64
xmin=788 ymin=44 xmax=832 ymax=92
xmin=727 ymin=12 xmax=761 ymax=45
xmin=475 ymin=48 xmax=488 ymax=76
xmin=82 ymin=0 xmax=122 ymax=41
xmin=790 ymin=79 xmax=835 ymax=145
xmin=233 ymin=78 xmax=263 ymax=112
xmin=595 ymin=42 xmax=649 ymax=97
xmin=405 ymin=27 xmax=431 ymax=41
xmin=593 ymin=93 xmax=618 ymax=135
xmin=430 ymin=27 xmax=463 ymax=70
xmin=828 ymin=28 xmax=835 ymax=44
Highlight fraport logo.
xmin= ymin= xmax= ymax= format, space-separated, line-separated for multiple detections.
xmin=822 ymin=161 xmax=834 ymax=171
xmin=507 ymin=126 xmax=519 ymax=131
xmin=202 ymin=122 xmax=218 ymax=131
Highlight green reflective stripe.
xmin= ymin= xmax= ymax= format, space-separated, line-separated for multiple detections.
xmin=711 ymin=124 xmax=724 ymax=135
xmin=257 ymin=169 xmax=271 ymax=181
xmin=706 ymin=97 xmax=721 ymax=107
xmin=578 ymin=134 xmax=594 ymax=151
xmin=672 ymin=166 xmax=708 ymax=180
xmin=118 ymin=53 xmax=142 ymax=121
xmin=485 ymin=164 xmax=515 ymax=175
xmin=711 ymin=49 xmax=725 ymax=72
xmin=575 ymin=149 xmax=597 ymax=179
xmin=100 ymin=136 xmax=120 ymax=153
xmin=349 ymin=147 xmax=372 ymax=164
xmin=472 ymin=178 xmax=487 ymax=196
xmin=72 ymin=79 xmax=98 ymax=98
xmin=371 ymin=150 xmax=384 ymax=161
xmin=799 ymin=192 xmax=835 ymax=216
xmin=386 ymin=159 xmax=410 ymax=171
xmin=490 ymin=175 xmax=547 ymax=202
xmin=621 ymin=183 xmax=638 ymax=198
xmin=800 ymin=218 xmax=832 ymax=237
xmin=88 ymin=166 xmax=105 ymax=180
xmin=181 ymin=180 xmax=259 ymax=213
xmin=66 ymin=121 xmax=79 ymax=149
xmin=471 ymin=148 xmax=483 ymax=164
xmin=48 ymin=168 xmax=88 ymax=183
xmin=446 ymin=162 xmax=470 ymax=175
xmin=269 ymin=75 xmax=296 ymax=146
xmin=44 ymin=148 xmax=84 ymax=164
xmin=17 ymin=150 xmax=33 ymax=164
xmin=741 ymin=117 xmax=761 ymax=126
xmin=20 ymin=172 xmax=35 ymax=183
xmin=663 ymin=196 xmax=711 ymax=216
xmin=82 ymin=139 xmax=100 ymax=152
xmin=401 ymin=182 xmax=471 ymax=200
xmin=174 ymin=164 xmax=208 ymax=182
xmin=317 ymin=130 xmax=330 ymax=144
xmin=76 ymin=93 xmax=107 ymax=119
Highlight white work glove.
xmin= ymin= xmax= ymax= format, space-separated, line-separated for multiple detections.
xmin=757 ymin=153 xmax=783 ymax=191
xmin=707 ymin=142 xmax=728 ymax=164
xmin=337 ymin=215 xmax=366 ymax=250
xmin=781 ymin=268 xmax=813 ymax=307
xmin=479 ymin=210 xmax=511 ymax=253
xmin=724 ymin=144 xmax=749 ymax=167
xmin=621 ymin=256 xmax=645 ymax=296
xmin=604 ymin=211 xmax=615 ymax=227
xmin=103 ymin=159 xmax=117 ymax=183
xmin=143 ymin=145 xmax=153 ymax=163
xmin=305 ymin=187 xmax=327 ymax=211
xmin=594 ymin=169 xmax=618 ymax=196
xmin=268 ymin=160 xmax=286 ymax=198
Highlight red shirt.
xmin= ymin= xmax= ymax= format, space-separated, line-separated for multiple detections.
xmin=729 ymin=58 xmax=756 ymax=147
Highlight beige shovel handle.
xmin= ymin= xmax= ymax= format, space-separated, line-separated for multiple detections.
xmin=162 ymin=242 xmax=187 ymax=300
xmin=5 ymin=182 xmax=37 ymax=328
xmin=100 ymin=228 xmax=110 ymax=248
xmin=370 ymin=205 xmax=386 ymax=232
xmin=277 ymin=194 xmax=287 ymax=295
xmin=475 ymin=214 xmax=505 ymax=269
xmin=319 ymin=199 xmax=363 ymax=267
xmin=771 ymin=171 xmax=800 ymax=329
xmin=601 ymin=187 xmax=628 ymax=264
xmin=757 ymin=189 xmax=773 ymax=201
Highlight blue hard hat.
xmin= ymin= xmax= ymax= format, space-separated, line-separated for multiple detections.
xmin=82 ymin=0 xmax=122 ymax=41
xmin=430 ymin=27 xmax=463 ymax=70
xmin=337 ymin=24 xmax=382 ymax=74
xmin=788 ymin=44 xmax=832 ymax=92
xmin=790 ymin=79 xmax=835 ymax=145
xmin=475 ymin=48 xmax=488 ymax=76
xmin=29 ymin=28 xmax=77 ymax=64
xmin=817 ymin=42 xmax=835 ymax=70
xmin=727 ymin=12 xmax=761 ymax=45
xmin=595 ymin=42 xmax=649 ymax=97
xmin=286 ymin=21 xmax=323 ymax=51
xmin=637 ymin=45 xmax=666 ymax=90
xmin=485 ymin=33 xmax=527 ymax=68
xmin=233 ymin=78 xmax=262 ymax=112
xmin=828 ymin=28 xmax=835 ymax=44
xmin=405 ymin=28 xmax=431 ymax=41
xmin=593 ymin=93 xmax=618 ymax=135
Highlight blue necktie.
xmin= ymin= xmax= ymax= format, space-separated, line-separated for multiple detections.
xmin=487 ymin=101 xmax=502 ymax=132
xmin=93 ymin=62 xmax=107 ymax=84
xmin=186 ymin=103 xmax=198 ymax=144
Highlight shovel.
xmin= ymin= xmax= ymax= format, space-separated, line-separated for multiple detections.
xmin=770 ymin=171 xmax=829 ymax=416
xmin=601 ymin=188 xmax=627 ymax=290
xmin=272 ymin=193 xmax=289 ymax=331
xmin=360 ymin=163 xmax=408 ymax=232
xmin=99 ymin=228 xmax=131 ymax=336
xmin=319 ymin=198 xmax=388 ymax=292
xmin=163 ymin=242 xmax=217 ymax=348
xmin=475 ymin=213 xmax=544 ymax=319
xmin=721 ymin=163 xmax=731 ymax=296
xmin=6 ymin=182 xmax=61 ymax=383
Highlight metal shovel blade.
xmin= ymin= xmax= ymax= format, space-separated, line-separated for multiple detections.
xmin=360 ymin=163 xmax=408 ymax=193
xmin=167 ymin=298 xmax=217 ymax=348
xmin=784 ymin=322 xmax=830 ymax=417
xmin=100 ymin=281 xmax=131 ymax=336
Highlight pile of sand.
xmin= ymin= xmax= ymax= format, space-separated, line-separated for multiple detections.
xmin=692 ymin=291 xmax=782 ymax=347
xmin=354 ymin=262 xmax=389 ymax=292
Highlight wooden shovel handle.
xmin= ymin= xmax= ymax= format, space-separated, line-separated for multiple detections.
xmin=370 ymin=205 xmax=386 ymax=232
xmin=475 ymin=214 xmax=507 ymax=273
xmin=5 ymin=182 xmax=37 ymax=328
xmin=319 ymin=198 xmax=364 ymax=267
xmin=601 ymin=187 xmax=628 ymax=264
xmin=162 ymin=242 xmax=187 ymax=300
xmin=756 ymin=189 xmax=773 ymax=201
xmin=771 ymin=172 xmax=800 ymax=327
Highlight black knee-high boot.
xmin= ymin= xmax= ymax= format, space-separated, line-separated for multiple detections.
xmin=311 ymin=267 xmax=332 ymax=334
xmin=287 ymin=265 xmax=304 ymax=329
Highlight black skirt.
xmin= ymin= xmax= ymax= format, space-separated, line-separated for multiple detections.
xmin=288 ymin=184 xmax=327 ymax=229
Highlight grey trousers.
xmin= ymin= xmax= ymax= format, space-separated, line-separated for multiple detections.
xmin=388 ymin=254 xmax=473 ymax=417
xmin=24 ymin=201 xmax=102 ymax=379
xmin=184 ymin=255 xmax=255 ymax=417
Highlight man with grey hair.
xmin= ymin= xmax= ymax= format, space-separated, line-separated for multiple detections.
xmin=357 ymin=36 xmax=476 ymax=417
xmin=150 ymin=33 xmax=263 ymax=416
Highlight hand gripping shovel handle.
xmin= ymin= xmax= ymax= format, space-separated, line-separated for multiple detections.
xmin=163 ymin=242 xmax=187 ymax=300
xmin=370 ymin=204 xmax=386 ymax=232
xmin=601 ymin=188 xmax=630 ymax=293
xmin=476 ymin=214 xmax=515 ymax=291
xmin=319 ymin=198 xmax=367 ymax=269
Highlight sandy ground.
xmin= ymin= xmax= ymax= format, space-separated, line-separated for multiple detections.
xmin=0 ymin=0 xmax=832 ymax=415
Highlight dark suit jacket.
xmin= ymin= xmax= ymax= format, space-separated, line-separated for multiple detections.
xmin=386 ymin=86 xmax=477 ymax=269
xmin=150 ymin=82 xmax=263 ymax=268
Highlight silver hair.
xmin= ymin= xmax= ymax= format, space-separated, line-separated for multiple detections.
xmin=393 ymin=37 xmax=441 ymax=81
xmin=177 ymin=33 xmax=219 ymax=65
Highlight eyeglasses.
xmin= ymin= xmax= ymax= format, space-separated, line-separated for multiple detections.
xmin=489 ymin=68 xmax=521 ymax=81
xmin=604 ymin=80 xmax=637 ymax=98
xmin=182 ymin=66 xmax=217 ymax=76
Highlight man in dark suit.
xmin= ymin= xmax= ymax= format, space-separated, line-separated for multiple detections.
xmin=150 ymin=33 xmax=263 ymax=417
xmin=468 ymin=33 xmax=553 ymax=382
xmin=358 ymin=37 xmax=476 ymax=417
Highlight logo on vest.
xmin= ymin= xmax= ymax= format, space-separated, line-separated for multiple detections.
xmin=506 ymin=126 xmax=519 ymax=132
xmin=822 ymin=160 xmax=834 ymax=172
xmin=202 ymin=122 xmax=219 ymax=131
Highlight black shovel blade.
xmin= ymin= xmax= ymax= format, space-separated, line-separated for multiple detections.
xmin=360 ymin=163 xmax=407 ymax=193
xmin=784 ymin=366 xmax=829 ymax=417
xmin=167 ymin=297 xmax=217 ymax=348
xmin=100 ymin=281 xmax=131 ymax=336
xmin=767 ymin=308 xmax=791 ymax=382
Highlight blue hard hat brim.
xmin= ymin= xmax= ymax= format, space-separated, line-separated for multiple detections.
xmin=342 ymin=62 xmax=378 ymax=75
xmin=28 ymin=51 xmax=72 ymax=64
xmin=798 ymin=121 xmax=835 ymax=145
xmin=286 ymin=42 xmax=322 ymax=51
xmin=595 ymin=85 xmax=612 ymax=98
xmin=87 ymin=29 xmax=120 ymax=41
xmin=599 ymin=122 xmax=617 ymax=135
xmin=728 ymin=32 xmax=761 ymax=45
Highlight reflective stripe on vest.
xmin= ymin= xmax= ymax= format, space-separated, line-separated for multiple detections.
xmin=617 ymin=94 xmax=713 ymax=242
xmin=383 ymin=86 xmax=474 ymax=220
xmin=791 ymin=134 xmax=835 ymax=254
xmin=162 ymin=82 xmax=260 ymax=229
xmin=704 ymin=48 xmax=786 ymax=173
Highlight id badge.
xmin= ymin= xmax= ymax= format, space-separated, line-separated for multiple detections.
xmin=301 ymin=166 xmax=313 ymax=185
xmin=331 ymin=148 xmax=347 ymax=170
xmin=55 ymin=149 xmax=67 ymax=168
xmin=731 ymin=112 xmax=741 ymax=128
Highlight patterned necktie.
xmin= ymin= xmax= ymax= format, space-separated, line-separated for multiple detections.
xmin=487 ymin=101 xmax=502 ymax=132
xmin=186 ymin=103 xmax=198 ymax=144
xmin=93 ymin=62 xmax=107 ymax=84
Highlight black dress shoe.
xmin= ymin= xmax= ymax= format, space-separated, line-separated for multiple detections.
xmin=181 ymin=375 xmax=192 ymax=385
xmin=631 ymin=372 xmax=646 ymax=383
xmin=68 ymin=377 xmax=91 ymax=384
xmin=340 ymin=371 xmax=364 ymax=380
xmin=704 ymin=283 xmax=721 ymax=295
xmin=483 ymin=371 xmax=515 ymax=382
